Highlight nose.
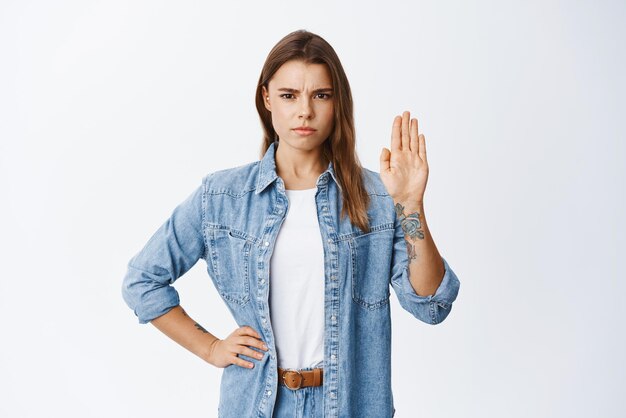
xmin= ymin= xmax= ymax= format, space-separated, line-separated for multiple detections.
xmin=299 ymin=97 xmax=313 ymax=119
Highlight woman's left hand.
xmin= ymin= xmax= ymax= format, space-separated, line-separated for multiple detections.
xmin=379 ymin=110 xmax=429 ymax=204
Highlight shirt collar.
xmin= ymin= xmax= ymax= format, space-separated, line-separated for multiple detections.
xmin=255 ymin=141 xmax=340 ymax=195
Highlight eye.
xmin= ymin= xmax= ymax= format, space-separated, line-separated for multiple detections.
xmin=279 ymin=93 xmax=295 ymax=100
xmin=315 ymin=93 xmax=332 ymax=99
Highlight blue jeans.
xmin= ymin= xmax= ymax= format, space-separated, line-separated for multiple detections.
xmin=273 ymin=384 xmax=324 ymax=418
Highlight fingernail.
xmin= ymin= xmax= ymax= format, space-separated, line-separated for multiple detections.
xmin=262 ymin=343 xmax=268 ymax=350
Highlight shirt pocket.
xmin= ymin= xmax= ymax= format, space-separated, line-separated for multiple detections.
xmin=349 ymin=227 xmax=393 ymax=310
xmin=207 ymin=227 xmax=252 ymax=307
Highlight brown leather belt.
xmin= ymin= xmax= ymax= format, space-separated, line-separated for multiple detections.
xmin=278 ymin=367 xmax=323 ymax=390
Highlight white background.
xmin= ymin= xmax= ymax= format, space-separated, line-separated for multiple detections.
xmin=1 ymin=1 xmax=624 ymax=417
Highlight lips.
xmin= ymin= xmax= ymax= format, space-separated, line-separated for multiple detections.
xmin=293 ymin=127 xmax=317 ymax=136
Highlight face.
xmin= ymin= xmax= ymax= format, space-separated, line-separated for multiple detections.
xmin=262 ymin=60 xmax=335 ymax=153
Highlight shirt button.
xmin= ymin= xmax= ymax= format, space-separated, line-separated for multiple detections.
xmin=331 ymin=354 xmax=336 ymax=360
xmin=260 ymin=279 xmax=266 ymax=285
xmin=264 ymin=241 xmax=269 ymax=246
xmin=331 ymin=275 xmax=337 ymax=281
xmin=327 ymin=238 xmax=332 ymax=243
xmin=331 ymin=315 xmax=336 ymax=322
xmin=277 ymin=209 xmax=282 ymax=214
xmin=262 ymin=318 xmax=267 ymax=324
xmin=330 ymin=392 xmax=336 ymax=399
xmin=267 ymin=390 xmax=272 ymax=396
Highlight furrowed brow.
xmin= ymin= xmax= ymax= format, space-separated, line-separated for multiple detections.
xmin=277 ymin=87 xmax=334 ymax=93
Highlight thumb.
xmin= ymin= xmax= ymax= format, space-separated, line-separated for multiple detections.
xmin=380 ymin=147 xmax=391 ymax=172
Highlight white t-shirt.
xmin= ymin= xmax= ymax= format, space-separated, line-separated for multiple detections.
xmin=269 ymin=187 xmax=325 ymax=370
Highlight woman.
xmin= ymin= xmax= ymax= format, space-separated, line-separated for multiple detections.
xmin=122 ymin=29 xmax=460 ymax=418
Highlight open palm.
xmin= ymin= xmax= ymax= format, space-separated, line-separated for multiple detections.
xmin=379 ymin=110 xmax=429 ymax=203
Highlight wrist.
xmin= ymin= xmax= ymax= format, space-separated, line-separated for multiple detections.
xmin=394 ymin=200 xmax=427 ymax=240
xmin=204 ymin=337 xmax=221 ymax=366
xmin=393 ymin=200 xmax=424 ymax=215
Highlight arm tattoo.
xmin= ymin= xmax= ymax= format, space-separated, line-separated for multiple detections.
xmin=395 ymin=203 xmax=424 ymax=263
xmin=194 ymin=323 xmax=209 ymax=333
xmin=181 ymin=307 xmax=208 ymax=334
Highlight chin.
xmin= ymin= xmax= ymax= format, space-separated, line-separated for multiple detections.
xmin=286 ymin=138 xmax=328 ymax=151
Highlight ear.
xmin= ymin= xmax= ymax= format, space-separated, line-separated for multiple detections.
xmin=262 ymin=86 xmax=271 ymax=112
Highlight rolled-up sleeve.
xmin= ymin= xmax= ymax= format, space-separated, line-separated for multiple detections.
xmin=121 ymin=177 xmax=207 ymax=324
xmin=389 ymin=214 xmax=460 ymax=325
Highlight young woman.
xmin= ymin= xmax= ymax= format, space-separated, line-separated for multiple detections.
xmin=122 ymin=29 xmax=460 ymax=418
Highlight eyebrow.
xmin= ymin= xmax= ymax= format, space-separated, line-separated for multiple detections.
xmin=277 ymin=87 xmax=334 ymax=93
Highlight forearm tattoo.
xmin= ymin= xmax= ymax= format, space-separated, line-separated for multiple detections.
xmin=194 ymin=323 xmax=209 ymax=333
xmin=394 ymin=203 xmax=424 ymax=262
xmin=182 ymin=307 xmax=209 ymax=334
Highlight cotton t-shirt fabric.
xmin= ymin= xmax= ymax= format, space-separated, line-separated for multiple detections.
xmin=269 ymin=187 xmax=325 ymax=370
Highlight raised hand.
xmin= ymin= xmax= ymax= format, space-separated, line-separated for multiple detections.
xmin=379 ymin=110 xmax=429 ymax=204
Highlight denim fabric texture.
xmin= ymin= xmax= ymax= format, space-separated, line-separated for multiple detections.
xmin=121 ymin=141 xmax=461 ymax=418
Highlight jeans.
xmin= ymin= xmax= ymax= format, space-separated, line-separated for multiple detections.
xmin=273 ymin=366 xmax=324 ymax=418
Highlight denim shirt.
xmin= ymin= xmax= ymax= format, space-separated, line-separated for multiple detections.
xmin=121 ymin=141 xmax=461 ymax=418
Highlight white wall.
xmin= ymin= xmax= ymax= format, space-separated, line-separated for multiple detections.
xmin=1 ymin=1 xmax=624 ymax=417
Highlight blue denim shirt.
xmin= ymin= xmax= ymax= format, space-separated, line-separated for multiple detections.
xmin=121 ymin=141 xmax=460 ymax=417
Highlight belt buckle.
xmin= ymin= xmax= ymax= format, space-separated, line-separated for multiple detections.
xmin=282 ymin=369 xmax=304 ymax=390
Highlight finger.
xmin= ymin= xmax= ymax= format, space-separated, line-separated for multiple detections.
xmin=410 ymin=118 xmax=419 ymax=155
xmin=239 ymin=346 xmax=265 ymax=360
xmin=231 ymin=342 xmax=263 ymax=360
xmin=237 ymin=325 xmax=261 ymax=339
xmin=418 ymin=134 xmax=427 ymax=161
xmin=231 ymin=354 xmax=255 ymax=369
xmin=227 ymin=344 xmax=258 ymax=367
xmin=237 ymin=336 xmax=268 ymax=351
xmin=379 ymin=147 xmax=391 ymax=173
xmin=401 ymin=111 xmax=410 ymax=151
xmin=391 ymin=115 xmax=402 ymax=151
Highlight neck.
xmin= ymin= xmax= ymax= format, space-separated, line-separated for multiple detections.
xmin=275 ymin=144 xmax=328 ymax=178
xmin=274 ymin=143 xmax=330 ymax=189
